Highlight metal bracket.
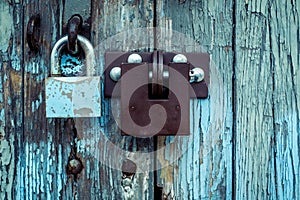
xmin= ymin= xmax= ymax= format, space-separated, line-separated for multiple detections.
xmin=62 ymin=15 xmax=91 ymax=44
xmin=105 ymin=52 xmax=209 ymax=98
xmin=104 ymin=51 xmax=209 ymax=136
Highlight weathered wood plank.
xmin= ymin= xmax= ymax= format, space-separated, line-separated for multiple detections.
xmin=0 ymin=1 xmax=23 ymax=199
xmin=22 ymin=0 xmax=75 ymax=199
xmin=156 ymin=1 xmax=234 ymax=199
xmin=71 ymin=1 xmax=156 ymax=199
xmin=270 ymin=1 xmax=300 ymax=199
xmin=2 ymin=0 xmax=298 ymax=199
xmin=235 ymin=0 xmax=300 ymax=199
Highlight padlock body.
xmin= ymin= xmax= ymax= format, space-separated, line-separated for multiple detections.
xmin=120 ymin=63 xmax=190 ymax=136
xmin=45 ymin=77 xmax=101 ymax=118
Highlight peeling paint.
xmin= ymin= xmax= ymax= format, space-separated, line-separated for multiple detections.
xmin=45 ymin=77 xmax=101 ymax=117
xmin=0 ymin=135 xmax=15 ymax=200
xmin=0 ymin=2 xmax=13 ymax=52
xmin=31 ymin=93 xmax=42 ymax=113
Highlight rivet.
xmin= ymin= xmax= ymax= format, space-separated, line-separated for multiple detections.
xmin=110 ymin=66 xmax=121 ymax=82
xmin=129 ymin=105 xmax=136 ymax=111
xmin=127 ymin=53 xmax=142 ymax=63
xmin=173 ymin=54 xmax=187 ymax=63
xmin=189 ymin=67 xmax=205 ymax=83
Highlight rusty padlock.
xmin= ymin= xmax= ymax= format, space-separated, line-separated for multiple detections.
xmin=45 ymin=35 xmax=101 ymax=118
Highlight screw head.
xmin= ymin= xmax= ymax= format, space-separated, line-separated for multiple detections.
xmin=127 ymin=53 xmax=142 ymax=63
xmin=129 ymin=105 xmax=136 ymax=111
xmin=189 ymin=67 xmax=205 ymax=83
xmin=110 ymin=66 xmax=121 ymax=82
xmin=173 ymin=54 xmax=187 ymax=63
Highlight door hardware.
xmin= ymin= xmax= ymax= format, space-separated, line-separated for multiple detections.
xmin=26 ymin=14 xmax=40 ymax=53
xmin=45 ymin=35 xmax=101 ymax=118
xmin=66 ymin=14 xmax=83 ymax=55
xmin=104 ymin=51 xmax=209 ymax=136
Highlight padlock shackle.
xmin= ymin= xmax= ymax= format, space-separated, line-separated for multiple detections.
xmin=50 ymin=35 xmax=95 ymax=76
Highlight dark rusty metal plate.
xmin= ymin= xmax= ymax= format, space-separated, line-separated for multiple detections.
xmin=120 ymin=62 xmax=190 ymax=136
xmin=104 ymin=52 xmax=209 ymax=98
xmin=104 ymin=52 xmax=153 ymax=97
xmin=104 ymin=51 xmax=209 ymax=136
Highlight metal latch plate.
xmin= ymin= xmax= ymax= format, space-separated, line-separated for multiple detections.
xmin=104 ymin=52 xmax=209 ymax=136
xmin=120 ymin=62 xmax=190 ymax=136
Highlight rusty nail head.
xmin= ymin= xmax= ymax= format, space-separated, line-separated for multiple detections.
xmin=67 ymin=158 xmax=83 ymax=175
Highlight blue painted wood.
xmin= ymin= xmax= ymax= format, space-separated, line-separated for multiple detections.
xmin=155 ymin=0 xmax=234 ymax=199
xmin=235 ymin=0 xmax=300 ymax=199
xmin=0 ymin=0 xmax=299 ymax=199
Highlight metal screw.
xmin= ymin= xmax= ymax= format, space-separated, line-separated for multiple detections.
xmin=172 ymin=54 xmax=187 ymax=63
xmin=67 ymin=158 xmax=83 ymax=175
xmin=129 ymin=105 xmax=136 ymax=111
xmin=110 ymin=66 xmax=121 ymax=82
xmin=189 ymin=67 xmax=205 ymax=83
xmin=127 ymin=53 xmax=142 ymax=63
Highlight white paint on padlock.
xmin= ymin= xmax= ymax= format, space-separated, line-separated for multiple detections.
xmin=45 ymin=35 xmax=101 ymax=118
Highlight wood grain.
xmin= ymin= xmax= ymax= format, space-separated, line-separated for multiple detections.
xmin=0 ymin=1 xmax=23 ymax=199
xmin=73 ymin=0 xmax=155 ymax=199
xmin=156 ymin=1 xmax=234 ymax=199
xmin=22 ymin=1 xmax=76 ymax=199
xmin=1 ymin=0 xmax=299 ymax=199
xmin=235 ymin=0 xmax=300 ymax=199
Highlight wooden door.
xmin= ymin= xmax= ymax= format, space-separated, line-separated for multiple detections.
xmin=0 ymin=0 xmax=299 ymax=199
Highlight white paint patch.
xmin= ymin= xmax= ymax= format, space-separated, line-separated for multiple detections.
xmin=0 ymin=139 xmax=11 ymax=165
xmin=45 ymin=77 xmax=101 ymax=118
xmin=0 ymin=109 xmax=5 ymax=124
xmin=0 ymin=2 xmax=13 ymax=52
xmin=0 ymin=134 xmax=15 ymax=200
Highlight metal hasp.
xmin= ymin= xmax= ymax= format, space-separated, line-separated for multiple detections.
xmin=66 ymin=14 xmax=83 ymax=54
xmin=104 ymin=51 xmax=209 ymax=136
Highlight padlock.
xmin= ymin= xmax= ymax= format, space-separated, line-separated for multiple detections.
xmin=45 ymin=35 xmax=101 ymax=118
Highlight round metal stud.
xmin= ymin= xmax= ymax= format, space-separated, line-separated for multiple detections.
xmin=172 ymin=54 xmax=188 ymax=63
xmin=189 ymin=67 xmax=205 ymax=83
xmin=110 ymin=67 xmax=121 ymax=82
xmin=127 ymin=53 xmax=142 ymax=63
xmin=67 ymin=158 xmax=83 ymax=175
